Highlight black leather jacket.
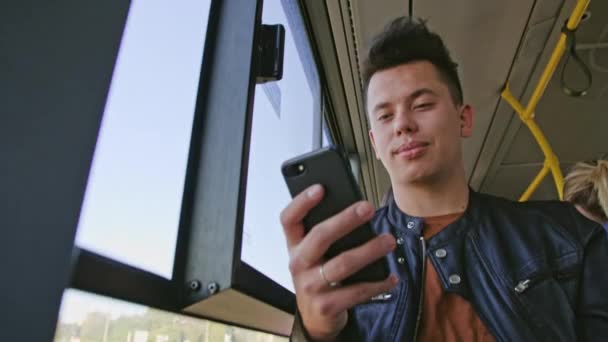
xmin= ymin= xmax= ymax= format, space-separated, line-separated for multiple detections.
xmin=292 ymin=191 xmax=608 ymax=341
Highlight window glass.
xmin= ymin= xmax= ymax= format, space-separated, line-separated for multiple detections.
xmin=54 ymin=290 xmax=287 ymax=342
xmin=241 ymin=0 xmax=321 ymax=292
xmin=75 ymin=0 xmax=211 ymax=278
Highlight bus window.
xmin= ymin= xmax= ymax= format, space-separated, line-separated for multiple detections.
xmin=75 ymin=0 xmax=211 ymax=278
xmin=241 ymin=0 xmax=322 ymax=292
xmin=54 ymin=289 xmax=287 ymax=342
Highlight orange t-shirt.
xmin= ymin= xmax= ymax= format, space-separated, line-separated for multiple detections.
xmin=416 ymin=213 xmax=495 ymax=342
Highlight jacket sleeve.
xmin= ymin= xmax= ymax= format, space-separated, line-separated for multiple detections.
xmin=290 ymin=310 xmax=360 ymax=342
xmin=577 ymin=222 xmax=608 ymax=340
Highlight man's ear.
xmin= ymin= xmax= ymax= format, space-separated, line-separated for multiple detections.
xmin=369 ymin=130 xmax=380 ymax=160
xmin=459 ymin=104 xmax=474 ymax=138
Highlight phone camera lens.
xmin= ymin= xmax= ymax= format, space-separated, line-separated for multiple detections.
xmin=297 ymin=164 xmax=305 ymax=173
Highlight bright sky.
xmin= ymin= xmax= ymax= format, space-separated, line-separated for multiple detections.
xmin=60 ymin=0 xmax=319 ymax=324
xmin=241 ymin=0 xmax=316 ymax=293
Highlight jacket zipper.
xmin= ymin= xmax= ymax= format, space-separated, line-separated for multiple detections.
xmin=413 ymin=236 xmax=426 ymax=341
xmin=514 ymin=279 xmax=531 ymax=293
xmin=514 ymin=268 xmax=578 ymax=294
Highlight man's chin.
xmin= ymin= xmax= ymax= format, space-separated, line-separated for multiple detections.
xmin=390 ymin=168 xmax=434 ymax=185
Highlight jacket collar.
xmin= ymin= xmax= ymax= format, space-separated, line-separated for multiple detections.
xmin=386 ymin=188 xmax=483 ymax=244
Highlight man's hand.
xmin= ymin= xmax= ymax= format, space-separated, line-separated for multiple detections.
xmin=280 ymin=184 xmax=398 ymax=341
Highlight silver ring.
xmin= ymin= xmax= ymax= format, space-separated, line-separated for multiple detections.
xmin=319 ymin=263 xmax=339 ymax=287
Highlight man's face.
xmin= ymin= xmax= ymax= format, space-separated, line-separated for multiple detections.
xmin=367 ymin=61 xmax=473 ymax=185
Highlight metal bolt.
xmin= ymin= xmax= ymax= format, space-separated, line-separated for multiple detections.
xmin=397 ymin=257 xmax=405 ymax=264
xmin=407 ymin=221 xmax=415 ymax=229
xmin=396 ymin=237 xmax=404 ymax=245
xmin=188 ymin=280 xmax=201 ymax=292
xmin=207 ymin=282 xmax=219 ymax=295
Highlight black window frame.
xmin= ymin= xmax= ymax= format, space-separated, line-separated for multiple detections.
xmin=1 ymin=0 xmax=336 ymax=339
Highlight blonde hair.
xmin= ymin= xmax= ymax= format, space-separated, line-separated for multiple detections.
xmin=563 ymin=159 xmax=608 ymax=222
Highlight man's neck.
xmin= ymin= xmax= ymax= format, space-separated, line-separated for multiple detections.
xmin=392 ymin=168 xmax=469 ymax=217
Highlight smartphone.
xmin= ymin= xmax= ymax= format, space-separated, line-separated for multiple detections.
xmin=281 ymin=146 xmax=390 ymax=285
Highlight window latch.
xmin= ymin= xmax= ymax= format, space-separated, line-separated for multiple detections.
xmin=256 ymin=24 xmax=285 ymax=84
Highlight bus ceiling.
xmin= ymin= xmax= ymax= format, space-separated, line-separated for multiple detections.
xmin=310 ymin=0 xmax=607 ymax=204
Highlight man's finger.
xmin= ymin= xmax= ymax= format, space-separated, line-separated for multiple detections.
xmin=314 ymin=275 xmax=399 ymax=317
xmin=280 ymin=184 xmax=324 ymax=249
xmin=321 ymin=233 xmax=396 ymax=284
xmin=296 ymin=201 xmax=376 ymax=265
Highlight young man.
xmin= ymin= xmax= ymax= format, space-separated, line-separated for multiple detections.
xmin=280 ymin=17 xmax=608 ymax=341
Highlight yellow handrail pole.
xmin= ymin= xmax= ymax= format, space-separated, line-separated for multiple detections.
xmin=501 ymin=89 xmax=565 ymax=199
xmin=522 ymin=117 xmax=565 ymax=199
xmin=566 ymin=0 xmax=591 ymax=31
xmin=499 ymin=0 xmax=588 ymax=200
xmin=501 ymin=83 xmax=526 ymax=119
xmin=550 ymin=163 xmax=565 ymax=199
xmin=520 ymin=164 xmax=550 ymax=202
xmin=522 ymin=0 xmax=590 ymax=120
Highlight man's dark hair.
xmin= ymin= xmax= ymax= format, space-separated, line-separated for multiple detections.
xmin=362 ymin=17 xmax=463 ymax=106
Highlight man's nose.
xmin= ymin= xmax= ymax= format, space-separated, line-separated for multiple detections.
xmin=394 ymin=110 xmax=418 ymax=135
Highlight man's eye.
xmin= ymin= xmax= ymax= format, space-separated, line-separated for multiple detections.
xmin=378 ymin=113 xmax=392 ymax=121
xmin=414 ymin=103 xmax=434 ymax=110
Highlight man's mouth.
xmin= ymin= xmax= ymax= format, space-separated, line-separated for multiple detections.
xmin=393 ymin=141 xmax=430 ymax=160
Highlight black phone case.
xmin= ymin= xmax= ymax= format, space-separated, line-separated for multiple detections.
xmin=281 ymin=146 xmax=389 ymax=285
